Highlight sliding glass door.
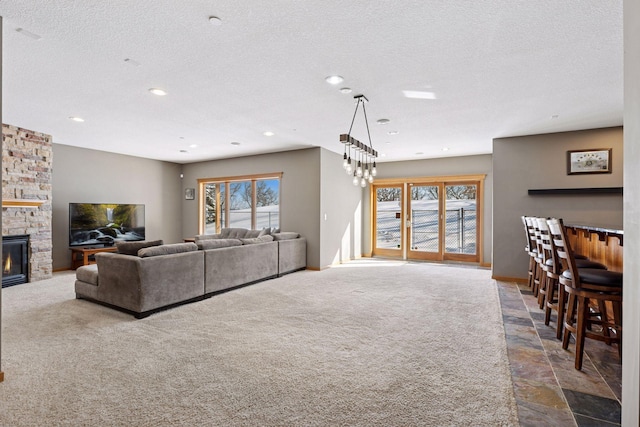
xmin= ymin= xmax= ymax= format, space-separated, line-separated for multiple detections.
xmin=444 ymin=184 xmax=478 ymax=259
xmin=407 ymin=184 xmax=441 ymax=260
xmin=373 ymin=186 xmax=403 ymax=257
xmin=371 ymin=176 xmax=482 ymax=263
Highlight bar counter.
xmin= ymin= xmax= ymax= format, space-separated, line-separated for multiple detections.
xmin=565 ymin=224 xmax=623 ymax=272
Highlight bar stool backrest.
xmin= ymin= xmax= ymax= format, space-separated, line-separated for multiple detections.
xmin=536 ymin=217 xmax=558 ymax=276
xmin=522 ymin=216 xmax=537 ymax=255
xmin=547 ymin=217 xmax=581 ymax=289
xmin=521 ymin=216 xmax=531 ymax=253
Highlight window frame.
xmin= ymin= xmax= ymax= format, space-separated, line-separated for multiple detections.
xmin=198 ymin=172 xmax=282 ymax=235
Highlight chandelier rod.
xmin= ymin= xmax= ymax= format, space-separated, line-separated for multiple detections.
xmin=361 ymin=101 xmax=374 ymax=151
xmin=347 ymin=97 xmax=362 ymax=136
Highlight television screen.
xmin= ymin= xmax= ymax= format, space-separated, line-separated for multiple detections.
xmin=69 ymin=203 xmax=145 ymax=247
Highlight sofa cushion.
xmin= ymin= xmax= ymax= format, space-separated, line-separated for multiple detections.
xmin=272 ymin=232 xmax=299 ymax=241
xmin=196 ymin=239 xmax=243 ymax=250
xmin=240 ymin=235 xmax=275 ymax=245
xmin=116 ymin=240 xmax=163 ymax=255
xmin=195 ymin=234 xmax=221 ymax=241
xmin=221 ymin=228 xmax=249 ymax=239
xmin=76 ymin=264 xmax=99 ymax=285
xmin=138 ymin=242 xmax=198 ymax=258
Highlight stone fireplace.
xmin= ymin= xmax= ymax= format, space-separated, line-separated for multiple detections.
xmin=1 ymin=124 xmax=53 ymax=283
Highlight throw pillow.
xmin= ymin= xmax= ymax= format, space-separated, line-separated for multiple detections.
xmin=116 ymin=240 xmax=163 ymax=255
xmin=258 ymin=228 xmax=271 ymax=237
xmin=245 ymin=229 xmax=261 ymax=238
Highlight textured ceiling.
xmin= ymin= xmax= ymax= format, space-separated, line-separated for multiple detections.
xmin=0 ymin=1 xmax=623 ymax=164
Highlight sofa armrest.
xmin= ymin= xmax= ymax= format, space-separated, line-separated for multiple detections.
xmin=94 ymin=253 xmax=145 ymax=312
xmin=94 ymin=251 xmax=205 ymax=313
xmin=278 ymin=237 xmax=307 ymax=275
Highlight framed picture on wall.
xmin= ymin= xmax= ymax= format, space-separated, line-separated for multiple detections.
xmin=567 ymin=148 xmax=612 ymax=175
xmin=185 ymin=188 xmax=195 ymax=200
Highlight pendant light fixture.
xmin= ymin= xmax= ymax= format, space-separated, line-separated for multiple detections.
xmin=340 ymin=94 xmax=378 ymax=186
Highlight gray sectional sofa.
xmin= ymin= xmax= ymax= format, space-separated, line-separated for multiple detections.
xmin=74 ymin=229 xmax=306 ymax=318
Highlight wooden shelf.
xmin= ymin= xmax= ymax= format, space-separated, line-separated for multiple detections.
xmin=2 ymin=199 xmax=46 ymax=208
xmin=527 ymin=187 xmax=623 ymax=196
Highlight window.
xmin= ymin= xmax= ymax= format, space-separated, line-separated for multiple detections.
xmin=199 ymin=173 xmax=281 ymax=234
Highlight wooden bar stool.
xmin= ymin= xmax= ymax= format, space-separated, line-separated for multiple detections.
xmin=537 ymin=218 xmax=606 ymax=339
xmin=547 ymin=218 xmax=622 ymax=370
xmin=521 ymin=216 xmax=538 ymax=291
xmin=524 ymin=216 xmax=543 ymax=296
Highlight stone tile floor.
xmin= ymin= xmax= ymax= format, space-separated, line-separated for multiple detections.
xmin=497 ymin=281 xmax=622 ymax=426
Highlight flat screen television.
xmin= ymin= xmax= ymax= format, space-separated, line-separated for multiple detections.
xmin=69 ymin=203 xmax=145 ymax=247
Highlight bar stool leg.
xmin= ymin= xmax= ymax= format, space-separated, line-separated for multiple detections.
xmin=563 ymin=292 xmax=576 ymax=350
xmin=544 ymin=276 xmax=556 ymax=325
xmin=556 ymin=284 xmax=566 ymax=340
xmin=574 ymin=295 xmax=590 ymax=370
xmin=597 ymin=300 xmax=612 ymax=344
xmin=612 ymin=301 xmax=623 ymax=360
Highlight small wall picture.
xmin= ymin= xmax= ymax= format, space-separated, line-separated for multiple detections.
xmin=185 ymin=188 xmax=195 ymax=200
xmin=567 ymin=149 xmax=612 ymax=175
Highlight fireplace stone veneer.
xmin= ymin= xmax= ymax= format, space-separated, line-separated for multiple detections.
xmin=2 ymin=124 xmax=53 ymax=282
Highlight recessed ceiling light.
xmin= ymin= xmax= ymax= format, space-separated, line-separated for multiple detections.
xmin=230 ymin=142 xmax=241 ymax=146
xmin=189 ymin=144 xmax=198 ymax=148
xmin=325 ymin=75 xmax=344 ymax=85
xmin=380 ymin=153 xmax=387 ymax=157
xmin=387 ymin=130 xmax=399 ymax=135
xmin=209 ymin=16 xmax=223 ymax=26
xmin=442 ymin=147 xmax=450 ymax=151
xmin=385 ymin=141 xmax=392 ymax=144
xmin=69 ymin=116 xmax=84 ymax=122
xmin=149 ymin=88 xmax=167 ymax=96
xmin=415 ymin=152 xmax=424 ymax=155
xmin=179 ymin=150 xmax=188 ymax=153
xmin=551 ymin=115 xmax=559 ymax=119
xmin=16 ymin=28 xmax=42 ymax=40
xmin=402 ymin=90 xmax=437 ymax=100
xmin=263 ymin=131 xmax=275 ymax=137
xmin=377 ymin=119 xmax=390 ymax=125
xmin=339 ymin=87 xmax=352 ymax=94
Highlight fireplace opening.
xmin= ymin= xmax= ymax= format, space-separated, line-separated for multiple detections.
xmin=2 ymin=234 xmax=30 ymax=288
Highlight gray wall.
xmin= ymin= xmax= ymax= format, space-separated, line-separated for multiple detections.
xmin=181 ymin=147 xmax=365 ymax=270
xmin=362 ymin=154 xmax=493 ymax=265
xmin=181 ymin=148 xmax=323 ymax=269
xmin=492 ymin=127 xmax=623 ymax=280
xmin=319 ymin=149 xmax=363 ymax=266
xmin=51 ymin=144 xmax=183 ymax=270
xmin=623 ymin=0 xmax=640 ymax=422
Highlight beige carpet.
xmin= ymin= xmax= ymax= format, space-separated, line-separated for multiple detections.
xmin=0 ymin=260 xmax=518 ymax=426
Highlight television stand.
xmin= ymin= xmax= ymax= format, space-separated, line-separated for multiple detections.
xmin=69 ymin=246 xmax=117 ymax=270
